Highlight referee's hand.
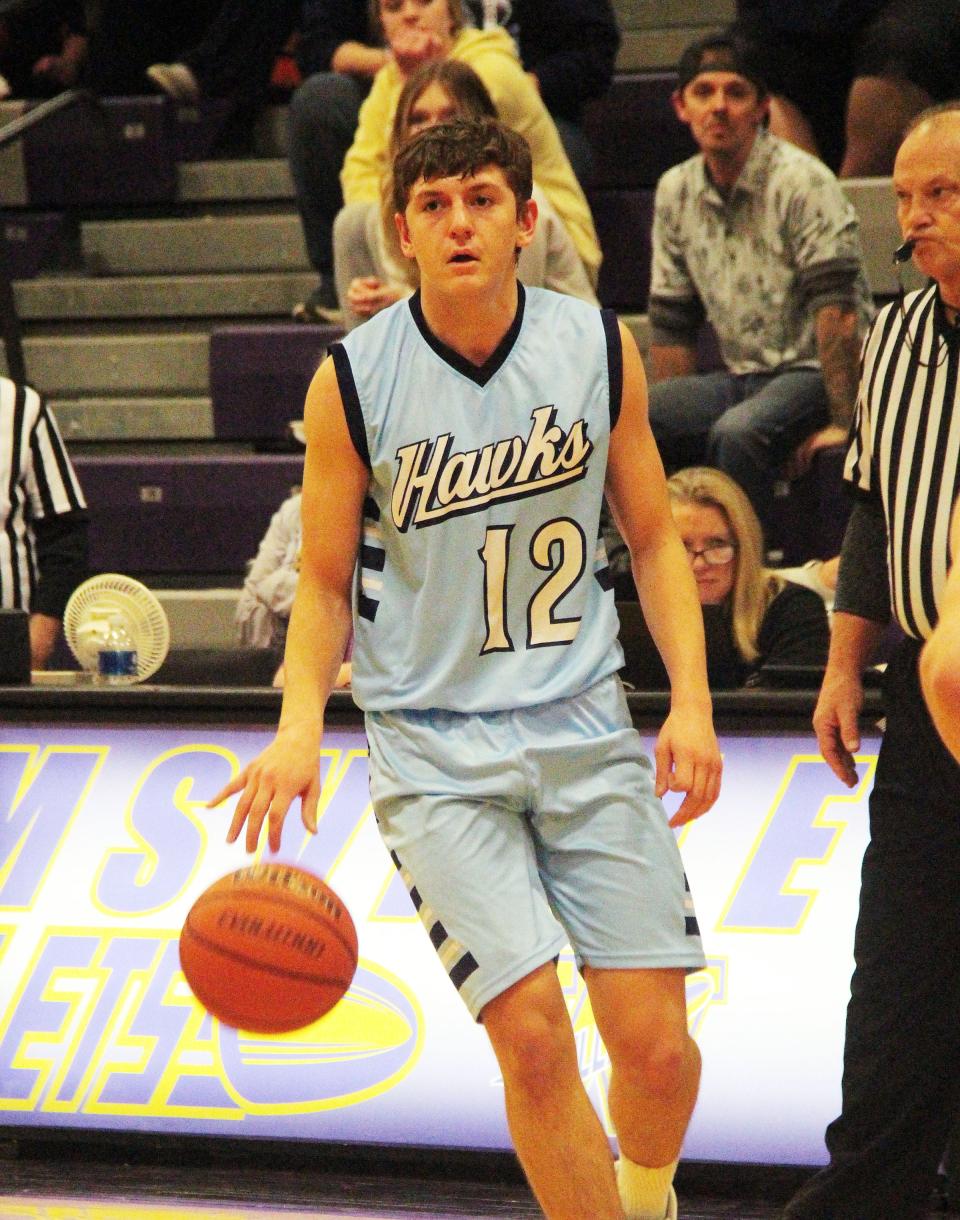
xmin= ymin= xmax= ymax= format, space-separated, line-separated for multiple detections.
xmin=813 ymin=668 xmax=863 ymax=788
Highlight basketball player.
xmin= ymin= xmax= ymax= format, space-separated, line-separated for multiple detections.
xmin=211 ymin=118 xmax=722 ymax=1220
xmin=920 ymin=493 xmax=960 ymax=760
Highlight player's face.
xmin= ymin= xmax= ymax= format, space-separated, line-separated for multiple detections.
xmin=673 ymin=71 xmax=768 ymax=163
xmin=380 ymin=0 xmax=455 ymax=47
xmin=894 ymin=118 xmax=960 ymax=294
xmin=404 ymin=82 xmax=460 ymax=139
xmin=396 ymin=165 xmax=537 ymax=296
xmin=671 ymin=502 xmax=737 ymax=606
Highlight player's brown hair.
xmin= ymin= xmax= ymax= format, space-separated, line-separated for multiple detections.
xmin=392 ymin=117 xmax=533 ymax=218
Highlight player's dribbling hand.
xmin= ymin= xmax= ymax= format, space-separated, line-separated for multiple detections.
xmin=654 ymin=705 xmax=723 ymax=827
xmin=207 ymin=720 xmax=324 ymax=854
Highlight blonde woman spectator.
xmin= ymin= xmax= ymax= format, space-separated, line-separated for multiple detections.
xmin=667 ymin=467 xmax=829 ymax=687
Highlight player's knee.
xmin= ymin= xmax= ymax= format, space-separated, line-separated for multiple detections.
xmin=485 ymin=995 xmax=573 ymax=1093
xmin=608 ymin=1024 xmax=693 ymax=1102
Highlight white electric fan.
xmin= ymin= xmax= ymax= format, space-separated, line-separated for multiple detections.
xmin=63 ymin=573 xmax=170 ymax=683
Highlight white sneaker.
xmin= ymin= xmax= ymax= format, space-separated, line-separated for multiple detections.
xmin=665 ymin=1185 xmax=678 ymax=1219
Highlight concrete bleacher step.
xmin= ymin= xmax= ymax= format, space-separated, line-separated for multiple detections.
xmin=176 ymin=158 xmax=294 ymax=203
xmin=0 ymin=331 xmax=209 ymax=394
xmin=14 ymin=271 xmax=317 ymax=320
xmin=156 ymin=587 xmax=242 ymax=649
xmin=52 ymin=395 xmax=214 ymax=442
xmin=81 ymin=214 xmax=309 ymax=276
xmin=614 ymin=0 xmax=735 ymax=71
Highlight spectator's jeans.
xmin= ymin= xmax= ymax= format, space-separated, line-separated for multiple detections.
xmin=288 ymin=71 xmax=370 ymax=277
xmin=784 ymin=638 xmax=960 ymax=1220
xmin=647 ymin=368 xmax=829 ymax=532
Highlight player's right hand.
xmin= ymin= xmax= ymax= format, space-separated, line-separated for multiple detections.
xmin=207 ymin=720 xmax=324 ymax=854
xmin=813 ymin=668 xmax=863 ymax=788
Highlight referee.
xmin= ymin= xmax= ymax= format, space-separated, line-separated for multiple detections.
xmin=0 ymin=377 xmax=88 ymax=669
xmin=784 ymin=103 xmax=960 ymax=1220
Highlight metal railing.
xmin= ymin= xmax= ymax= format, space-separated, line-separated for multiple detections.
xmin=0 ymin=88 xmax=102 ymax=384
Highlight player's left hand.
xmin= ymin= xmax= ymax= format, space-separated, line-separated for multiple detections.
xmin=654 ymin=705 xmax=722 ymax=827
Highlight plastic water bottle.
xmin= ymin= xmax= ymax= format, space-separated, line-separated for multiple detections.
xmin=97 ymin=616 xmax=138 ymax=683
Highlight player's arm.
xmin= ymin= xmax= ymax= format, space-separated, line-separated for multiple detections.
xmin=209 ymin=357 xmax=369 ymax=852
xmin=920 ymin=498 xmax=960 ymax=763
xmin=604 ymin=320 xmax=722 ymax=824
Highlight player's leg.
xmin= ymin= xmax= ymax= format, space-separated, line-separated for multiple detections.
xmin=366 ymin=707 xmax=621 ymax=1217
xmin=584 ymin=965 xmax=699 ymax=1218
xmin=525 ymin=676 xmax=706 ymax=1218
xmin=481 ymin=963 xmax=625 ymax=1220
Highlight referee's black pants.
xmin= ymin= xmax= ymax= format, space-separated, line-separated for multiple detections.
xmin=785 ymin=638 xmax=960 ymax=1220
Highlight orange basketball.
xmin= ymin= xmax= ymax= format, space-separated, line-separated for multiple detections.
xmin=179 ymin=863 xmax=358 ymax=1033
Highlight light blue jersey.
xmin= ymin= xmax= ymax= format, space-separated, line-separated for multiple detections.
xmin=332 ymin=285 xmax=625 ymax=713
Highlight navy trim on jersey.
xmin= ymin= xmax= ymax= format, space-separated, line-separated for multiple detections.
xmin=360 ymin=543 xmax=386 ymax=571
xmin=449 ymin=951 xmax=479 ymax=990
xmin=408 ymin=284 xmax=527 ymax=388
xmin=330 ymin=344 xmax=371 ymax=468
xmin=601 ymin=309 xmax=623 ymax=430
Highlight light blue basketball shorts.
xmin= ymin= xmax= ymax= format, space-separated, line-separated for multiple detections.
xmin=365 ymin=673 xmax=705 ymax=1020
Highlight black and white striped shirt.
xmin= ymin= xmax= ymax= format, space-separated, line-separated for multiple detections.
xmin=0 ymin=378 xmax=87 ymax=613
xmin=845 ymin=284 xmax=960 ymax=640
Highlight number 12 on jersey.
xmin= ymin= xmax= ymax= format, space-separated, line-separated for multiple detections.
xmin=479 ymin=518 xmax=587 ymax=654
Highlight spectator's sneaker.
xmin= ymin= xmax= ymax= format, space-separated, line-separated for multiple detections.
xmin=146 ymin=63 xmax=200 ymax=103
xmin=292 ymin=283 xmax=343 ymax=325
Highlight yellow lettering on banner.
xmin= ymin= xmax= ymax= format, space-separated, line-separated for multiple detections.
xmin=0 ymin=746 xmax=108 ymax=911
xmin=716 ymin=754 xmax=877 ymax=935
xmin=92 ymin=746 xmax=238 ymax=918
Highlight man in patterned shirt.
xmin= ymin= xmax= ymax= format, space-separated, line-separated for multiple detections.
xmin=646 ymin=35 xmax=873 ymax=536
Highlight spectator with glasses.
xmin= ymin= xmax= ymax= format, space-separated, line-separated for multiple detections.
xmin=666 ymin=467 xmax=829 ymax=688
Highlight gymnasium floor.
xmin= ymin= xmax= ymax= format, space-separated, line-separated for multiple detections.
xmin=1 ymin=1153 xmax=956 ymax=1220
